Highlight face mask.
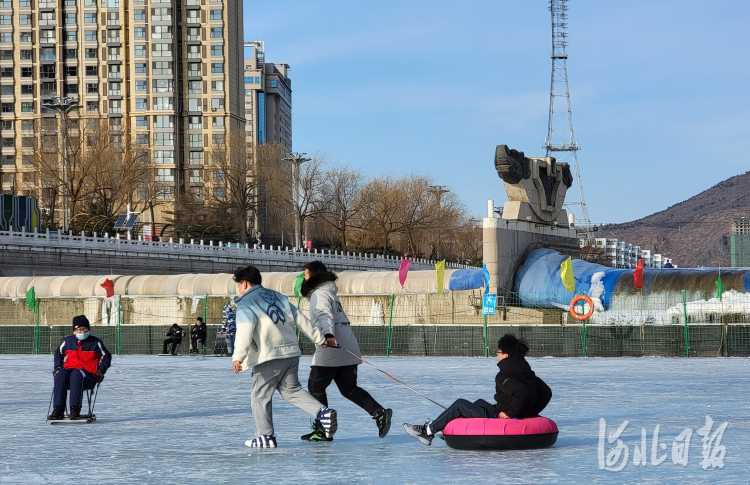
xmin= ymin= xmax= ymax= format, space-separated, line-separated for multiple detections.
xmin=76 ymin=332 xmax=90 ymax=340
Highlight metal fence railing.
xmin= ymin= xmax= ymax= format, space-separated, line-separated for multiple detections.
xmin=2 ymin=291 xmax=750 ymax=357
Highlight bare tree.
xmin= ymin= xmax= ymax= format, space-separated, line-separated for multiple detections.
xmin=319 ymin=163 xmax=368 ymax=250
xmin=356 ymin=175 xmax=407 ymax=254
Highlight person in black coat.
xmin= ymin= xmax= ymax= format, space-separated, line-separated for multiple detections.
xmin=162 ymin=323 xmax=184 ymax=355
xmin=404 ymin=334 xmax=552 ymax=446
xmin=190 ymin=317 xmax=207 ymax=354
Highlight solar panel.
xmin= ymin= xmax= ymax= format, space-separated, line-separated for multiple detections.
xmin=113 ymin=215 xmax=127 ymax=229
xmin=125 ymin=214 xmax=139 ymax=229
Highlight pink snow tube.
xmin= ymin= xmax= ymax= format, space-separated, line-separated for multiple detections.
xmin=443 ymin=416 xmax=558 ymax=450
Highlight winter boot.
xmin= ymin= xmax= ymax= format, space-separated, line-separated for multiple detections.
xmin=403 ymin=420 xmax=434 ymax=446
xmin=48 ymin=406 xmax=65 ymax=421
xmin=317 ymin=408 xmax=338 ymax=439
xmin=245 ymin=435 xmax=277 ymax=448
xmin=301 ymin=420 xmax=332 ymax=442
xmin=373 ymin=407 xmax=393 ymax=438
xmin=69 ymin=406 xmax=82 ymax=420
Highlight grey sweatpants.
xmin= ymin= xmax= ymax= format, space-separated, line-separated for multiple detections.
xmin=251 ymin=356 xmax=325 ymax=436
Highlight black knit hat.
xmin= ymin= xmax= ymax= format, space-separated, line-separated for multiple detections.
xmin=72 ymin=315 xmax=90 ymax=330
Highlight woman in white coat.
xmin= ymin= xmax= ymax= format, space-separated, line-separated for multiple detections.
xmin=300 ymin=261 xmax=392 ymax=441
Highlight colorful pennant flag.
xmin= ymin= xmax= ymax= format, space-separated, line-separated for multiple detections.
xmin=25 ymin=286 xmax=35 ymax=312
xmin=100 ymin=278 xmax=115 ymax=298
xmin=435 ymin=260 xmax=445 ymax=294
xmin=716 ymin=272 xmax=724 ymax=301
xmin=482 ymin=263 xmax=491 ymax=294
xmin=560 ymin=257 xmax=575 ymax=293
xmin=398 ymin=259 xmax=411 ymax=289
xmin=293 ymin=273 xmax=305 ymax=298
xmin=634 ymin=258 xmax=644 ymax=290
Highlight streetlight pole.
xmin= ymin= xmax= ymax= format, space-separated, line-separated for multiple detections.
xmin=42 ymin=96 xmax=80 ymax=232
xmin=281 ymin=151 xmax=311 ymax=249
xmin=429 ymin=185 xmax=449 ymax=260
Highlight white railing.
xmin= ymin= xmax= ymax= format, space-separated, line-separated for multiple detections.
xmin=0 ymin=228 xmax=473 ymax=271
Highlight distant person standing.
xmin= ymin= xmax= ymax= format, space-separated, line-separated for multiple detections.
xmin=299 ymin=261 xmax=392 ymax=442
xmin=190 ymin=317 xmax=207 ymax=354
xmin=232 ymin=265 xmax=338 ymax=448
xmin=221 ymin=296 xmax=239 ymax=355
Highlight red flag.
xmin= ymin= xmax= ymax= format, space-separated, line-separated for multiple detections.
xmin=100 ymin=278 xmax=115 ymax=298
xmin=633 ymin=259 xmax=643 ymax=289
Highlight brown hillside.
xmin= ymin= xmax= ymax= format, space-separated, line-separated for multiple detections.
xmin=593 ymin=172 xmax=750 ymax=268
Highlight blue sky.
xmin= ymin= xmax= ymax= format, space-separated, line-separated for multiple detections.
xmin=244 ymin=0 xmax=750 ymax=224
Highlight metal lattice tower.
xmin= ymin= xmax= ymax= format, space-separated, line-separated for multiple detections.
xmin=542 ymin=0 xmax=592 ymax=238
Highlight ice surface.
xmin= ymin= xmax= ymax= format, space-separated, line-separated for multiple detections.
xmin=1 ymin=355 xmax=749 ymax=484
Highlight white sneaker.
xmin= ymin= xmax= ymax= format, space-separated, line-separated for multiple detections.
xmin=245 ymin=435 xmax=277 ymax=448
xmin=317 ymin=408 xmax=338 ymax=438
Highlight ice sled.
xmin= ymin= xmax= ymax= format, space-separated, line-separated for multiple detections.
xmin=443 ymin=416 xmax=558 ymax=450
xmin=48 ymin=383 xmax=100 ymax=425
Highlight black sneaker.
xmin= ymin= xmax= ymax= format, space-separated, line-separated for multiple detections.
xmin=301 ymin=420 xmax=333 ymax=442
xmin=48 ymin=405 xmax=65 ymax=420
xmin=373 ymin=407 xmax=393 ymax=438
xmin=69 ymin=406 xmax=81 ymax=420
xmin=403 ymin=420 xmax=434 ymax=446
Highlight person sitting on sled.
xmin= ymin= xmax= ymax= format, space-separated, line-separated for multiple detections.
xmin=404 ymin=334 xmax=551 ymax=446
xmin=48 ymin=315 xmax=111 ymax=420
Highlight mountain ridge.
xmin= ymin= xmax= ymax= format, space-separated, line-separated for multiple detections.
xmin=592 ymin=171 xmax=750 ymax=268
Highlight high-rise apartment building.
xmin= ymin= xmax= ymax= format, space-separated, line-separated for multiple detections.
xmin=0 ymin=0 xmax=244 ymax=225
xmin=243 ymin=41 xmax=292 ymax=241
xmin=243 ymin=41 xmax=291 ymax=150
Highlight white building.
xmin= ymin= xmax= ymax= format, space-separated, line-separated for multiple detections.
xmin=584 ymin=238 xmax=671 ymax=269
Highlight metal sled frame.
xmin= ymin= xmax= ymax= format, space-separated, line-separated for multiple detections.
xmin=47 ymin=382 xmax=101 ymax=425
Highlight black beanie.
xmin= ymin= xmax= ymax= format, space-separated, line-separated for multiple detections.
xmin=72 ymin=315 xmax=90 ymax=330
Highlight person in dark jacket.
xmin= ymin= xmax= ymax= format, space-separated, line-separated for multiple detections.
xmin=162 ymin=323 xmax=184 ymax=355
xmin=403 ymin=334 xmax=552 ymax=446
xmin=48 ymin=315 xmax=112 ymax=420
xmin=190 ymin=317 xmax=207 ymax=354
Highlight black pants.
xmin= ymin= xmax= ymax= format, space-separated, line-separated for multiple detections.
xmin=163 ymin=338 xmax=180 ymax=354
xmin=431 ymin=398 xmax=495 ymax=433
xmin=191 ymin=337 xmax=204 ymax=353
xmin=308 ymin=365 xmax=381 ymax=416
xmin=53 ymin=368 xmax=96 ymax=408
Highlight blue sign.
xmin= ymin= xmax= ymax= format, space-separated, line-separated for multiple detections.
xmin=482 ymin=294 xmax=497 ymax=315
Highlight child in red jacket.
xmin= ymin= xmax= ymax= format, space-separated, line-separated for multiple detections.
xmin=48 ymin=316 xmax=112 ymax=420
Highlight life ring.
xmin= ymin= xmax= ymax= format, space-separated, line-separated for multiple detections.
xmin=569 ymin=295 xmax=594 ymax=321
xmin=443 ymin=416 xmax=558 ymax=450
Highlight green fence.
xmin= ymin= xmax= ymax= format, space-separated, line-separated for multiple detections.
xmin=1 ymin=322 xmax=749 ymax=358
xmin=2 ymin=292 xmax=750 ymax=357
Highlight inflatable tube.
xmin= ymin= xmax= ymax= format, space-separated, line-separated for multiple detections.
xmin=569 ymin=295 xmax=594 ymax=320
xmin=443 ymin=416 xmax=558 ymax=450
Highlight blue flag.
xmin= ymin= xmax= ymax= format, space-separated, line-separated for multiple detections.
xmin=482 ymin=263 xmax=490 ymax=294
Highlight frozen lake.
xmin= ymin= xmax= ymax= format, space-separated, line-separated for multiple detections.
xmin=1 ymin=354 xmax=748 ymax=484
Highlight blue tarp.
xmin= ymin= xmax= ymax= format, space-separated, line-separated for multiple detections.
xmin=448 ymin=269 xmax=485 ymax=291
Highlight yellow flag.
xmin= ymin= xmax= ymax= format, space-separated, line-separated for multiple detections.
xmin=435 ymin=260 xmax=446 ymax=294
xmin=560 ymin=257 xmax=575 ymax=293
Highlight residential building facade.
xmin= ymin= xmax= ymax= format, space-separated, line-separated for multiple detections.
xmin=0 ymin=0 xmax=244 ymax=226
xmin=731 ymin=218 xmax=750 ymax=267
xmin=243 ymin=41 xmax=292 ymax=242
xmin=583 ymin=238 xmax=673 ymax=269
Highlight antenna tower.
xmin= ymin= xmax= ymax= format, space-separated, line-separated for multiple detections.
xmin=542 ymin=0 xmax=592 ymax=240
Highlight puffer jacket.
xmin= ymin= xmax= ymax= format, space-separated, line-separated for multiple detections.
xmin=221 ymin=297 xmax=238 ymax=334
xmin=233 ymin=284 xmax=325 ymax=370
xmin=301 ymin=272 xmax=361 ymax=367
